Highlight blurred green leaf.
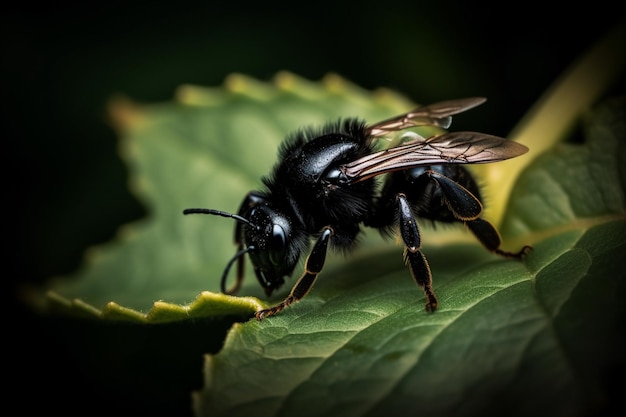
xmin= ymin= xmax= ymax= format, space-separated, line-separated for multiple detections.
xmin=38 ymin=72 xmax=521 ymax=320
xmin=501 ymin=96 xmax=626 ymax=236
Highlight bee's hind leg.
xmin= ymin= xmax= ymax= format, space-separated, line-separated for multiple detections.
xmin=424 ymin=170 xmax=532 ymax=259
xmin=466 ymin=218 xmax=532 ymax=258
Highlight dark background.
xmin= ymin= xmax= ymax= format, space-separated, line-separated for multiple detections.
xmin=5 ymin=1 xmax=624 ymax=416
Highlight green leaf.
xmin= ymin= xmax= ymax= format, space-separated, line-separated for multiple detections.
xmin=193 ymin=96 xmax=625 ymax=417
xmin=195 ymin=224 xmax=624 ymax=417
xmin=25 ymin=67 xmax=624 ymax=416
xmin=35 ymin=72 xmax=518 ymax=320
xmin=501 ymin=96 xmax=626 ymax=237
xmin=36 ymin=73 xmax=420 ymax=317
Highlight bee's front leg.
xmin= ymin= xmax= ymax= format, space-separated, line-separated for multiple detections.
xmin=255 ymin=227 xmax=334 ymax=320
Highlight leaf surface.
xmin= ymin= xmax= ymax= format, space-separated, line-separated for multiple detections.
xmin=193 ymin=96 xmax=625 ymax=417
xmin=27 ymin=73 xmax=625 ymax=417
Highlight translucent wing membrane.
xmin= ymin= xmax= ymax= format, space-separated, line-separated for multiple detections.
xmin=342 ymin=132 xmax=529 ymax=182
xmin=365 ymin=97 xmax=487 ymax=137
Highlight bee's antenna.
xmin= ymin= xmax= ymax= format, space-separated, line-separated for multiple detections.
xmin=183 ymin=208 xmax=256 ymax=228
xmin=221 ymin=246 xmax=255 ymax=293
xmin=184 ymin=208 xmax=258 ymax=294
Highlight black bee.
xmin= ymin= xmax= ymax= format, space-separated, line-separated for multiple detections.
xmin=184 ymin=97 xmax=531 ymax=320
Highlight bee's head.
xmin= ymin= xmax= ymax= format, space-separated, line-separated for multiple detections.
xmin=183 ymin=198 xmax=304 ymax=297
xmin=242 ymin=203 xmax=300 ymax=295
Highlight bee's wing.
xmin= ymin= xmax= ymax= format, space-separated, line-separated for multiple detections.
xmin=342 ymin=132 xmax=529 ymax=182
xmin=365 ymin=97 xmax=487 ymax=137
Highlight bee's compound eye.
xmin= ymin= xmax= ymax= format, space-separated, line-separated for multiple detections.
xmin=269 ymin=224 xmax=287 ymax=265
